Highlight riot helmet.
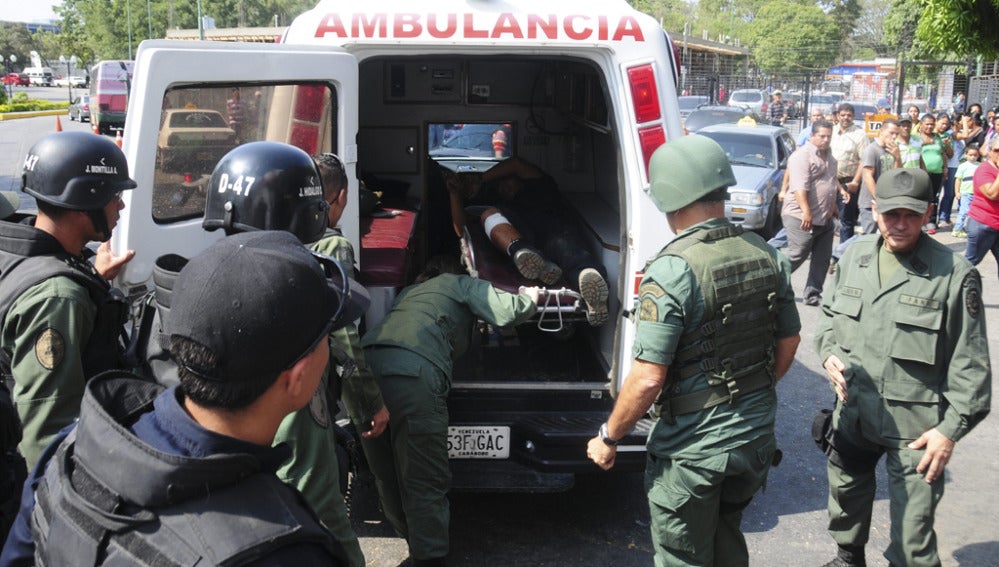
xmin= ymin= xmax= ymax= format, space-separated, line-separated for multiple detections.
xmin=204 ymin=141 xmax=328 ymax=243
xmin=22 ymin=131 xmax=137 ymax=241
xmin=22 ymin=131 xmax=136 ymax=210
xmin=648 ymin=135 xmax=735 ymax=213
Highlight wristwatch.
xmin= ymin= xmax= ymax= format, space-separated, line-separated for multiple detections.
xmin=598 ymin=422 xmax=619 ymax=446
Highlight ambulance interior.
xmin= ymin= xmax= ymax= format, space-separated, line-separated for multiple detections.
xmin=356 ymin=55 xmax=622 ymax=384
xmin=150 ymin=54 xmax=624 ymax=385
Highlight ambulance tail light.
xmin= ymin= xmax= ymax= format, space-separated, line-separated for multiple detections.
xmin=289 ymin=84 xmax=326 ymax=156
xmin=627 ymin=64 xmax=660 ymax=124
xmin=638 ymin=126 xmax=665 ymax=177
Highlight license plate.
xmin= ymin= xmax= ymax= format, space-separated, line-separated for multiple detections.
xmin=447 ymin=426 xmax=510 ymax=459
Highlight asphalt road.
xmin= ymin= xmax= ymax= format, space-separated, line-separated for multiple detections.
xmin=1 ymin=115 xmax=997 ymax=567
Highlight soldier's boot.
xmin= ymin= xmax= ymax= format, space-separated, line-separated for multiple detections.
xmin=821 ymin=544 xmax=867 ymax=567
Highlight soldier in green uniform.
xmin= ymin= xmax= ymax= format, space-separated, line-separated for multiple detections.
xmin=815 ymin=167 xmax=992 ymax=567
xmin=201 ymin=143 xmax=386 ymax=567
xmin=311 ymin=152 xmax=389 ymax=441
xmin=360 ymin=257 xmax=539 ymax=567
xmin=0 ymin=132 xmax=136 ymax=469
xmin=586 ymin=135 xmax=801 ymax=566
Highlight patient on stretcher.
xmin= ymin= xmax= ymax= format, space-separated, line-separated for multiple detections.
xmin=446 ymin=157 xmax=609 ymax=326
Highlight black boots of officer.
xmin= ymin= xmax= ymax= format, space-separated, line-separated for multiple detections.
xmin=822 ymin=544 xmax=866 ymax=567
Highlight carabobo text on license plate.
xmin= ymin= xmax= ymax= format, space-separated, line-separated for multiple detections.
xmin=447 ymin=426 xmax=510 ymax=459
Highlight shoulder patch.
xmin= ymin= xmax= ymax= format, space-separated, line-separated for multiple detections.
xmin=308 ymin=388 xmax=330 ymax=428
xmin=639 ymin=297 xmax=659 ymax=322
xmin=639 ymin=282 xmax=665 ymax=299
xmin=35 ymin=327 xmax=66 ymax=370
xmin=964 ymin=272 xmax=982 ymax=318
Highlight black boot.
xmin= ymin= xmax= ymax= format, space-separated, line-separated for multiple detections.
xmin=821 ymin=544 xmax=866 ymax=567
xmin=412 ymin=559 xmax=446 ymax=567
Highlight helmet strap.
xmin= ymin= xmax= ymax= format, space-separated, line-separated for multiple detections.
xmin=87 ymin=208 xmax=111 ymax=242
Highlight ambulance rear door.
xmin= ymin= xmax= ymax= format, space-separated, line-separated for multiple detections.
xmin=112 ymin=40 xmax=359 ymax=293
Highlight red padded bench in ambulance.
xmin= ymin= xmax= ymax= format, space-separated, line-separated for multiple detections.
xmin=358 ymin=209 xmax=418 ymax=288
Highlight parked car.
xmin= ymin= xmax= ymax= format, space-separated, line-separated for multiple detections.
xmin=54 ymin=75 xmax=88 ymax=88
xmin=2 ymin=72 xmax=30 ymax=86
xmin=678 ymin=95 xmax=710 ymax=121
xmin=807 ymin=93 xmax=839 ymax=117
xmin=68 ymin=94 xmax=91 ymax=122
xmin=156 ymin=109 xmax=239 ymax=173
xmin=683 ymin=105 xmax=764 ymax=134
xmin=697 ymin=122 xmax=796 ymax=238
xmin=727 ymin=88 xmax=769 ymax=114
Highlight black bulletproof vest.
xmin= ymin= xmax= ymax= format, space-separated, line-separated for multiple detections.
xmin=31 ymin=375 xmax=344 ymax=566
xmin=0 ymin=220 xmax=127 ymax=388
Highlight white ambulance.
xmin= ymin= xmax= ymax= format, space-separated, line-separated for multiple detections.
xmin=114 ymin=0 xmax=682 ymax=490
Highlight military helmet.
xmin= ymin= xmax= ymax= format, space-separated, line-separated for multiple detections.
xmin=22 ymin=131 xmax=137 ymax=210
xmin=647 ymin=134 xmax=735 ymax=213
xmin=204 ymin=141 xmax=329 ymax=243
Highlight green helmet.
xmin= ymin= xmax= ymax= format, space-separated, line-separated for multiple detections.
xmin=647 ymin=134 xmax=735 ymax=213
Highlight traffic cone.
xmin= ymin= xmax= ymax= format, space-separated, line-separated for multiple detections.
xmin=55 ymin=115 xmax=63 ymax=131
xmin=92 ymin=121 xmax=99 ymax=135
xmin=114 ymin=129 xmax=122 ymax=148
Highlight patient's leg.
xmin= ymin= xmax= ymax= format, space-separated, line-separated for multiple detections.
xmin=481 ymin=207 xmax=561 ymax=285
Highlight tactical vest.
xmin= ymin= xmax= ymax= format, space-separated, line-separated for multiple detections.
xmin=649 ymin=224 xmax=780 ymax=423
xmin=130 ymin=254 xmax=187 ymax=387
xmin=31 ymin=374 xmax=343 ymax=566
xmin=0 ymin=244 xmax=128 ymax=389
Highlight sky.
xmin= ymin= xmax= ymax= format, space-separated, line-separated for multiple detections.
xmin=0 ymin=0 xmax=59 ymax=23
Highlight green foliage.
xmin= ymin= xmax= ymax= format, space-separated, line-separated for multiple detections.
xmin=883 ymin=0 xmax=923 ymax=58
xmin=53 ymin=0 xmax=318 ymax=62
xmin=916 ymin=0 xmax=999 ymax=59
xmin=746 ymin=1 xmax=840 ymax=73
xmin=0 ymin=94 xmax=69 ymax=114
xmin=0 ymin=23 xmax=38 ymax=74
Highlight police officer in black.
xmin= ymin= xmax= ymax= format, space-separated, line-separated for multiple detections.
xmin=1 ymin=231 xmax=367 ymax=565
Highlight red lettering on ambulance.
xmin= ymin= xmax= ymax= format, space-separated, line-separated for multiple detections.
xmin=354 ymin=13 xmax=388 ymax=37
xmin=525 ymin=14 xmax=558 ymax=39
xmin=463 ymin=13 xmax=489 ymax=38
xmin=492 ymin=13 xmax=524 ymax=38
xmin=612 ymin=16 xmax=644 ymax=41
xmin=314 ymin=12 xmax=646 ymax=42
xmin=564 ymin=15 xmax=591 ymax=40
xmin=427 ymin=13 xmax=458 ymax=38
xmin=314 ymin=13 xmax=347 ymax=38
xmin=395 ymin=13 xmax=422 ymax=38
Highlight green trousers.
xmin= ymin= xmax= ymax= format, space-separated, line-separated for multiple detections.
xmin=361 ymin=351 xmax=451 ymax=561
xmin=275 ymin=391 xmax=365 ymax=567
xmin=827 ymin=415 xmax=944 ymax=567
xmin=644 ymin=434 xmax=776 ymax=567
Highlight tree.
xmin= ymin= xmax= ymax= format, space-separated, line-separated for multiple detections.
xmin=916 ymin=0 xmax=999 ymax=59
xmin=851 ymin=0 xmax=892 ymax=58
xmin=745 ymin=0 xmax=840 ymax=74
xmin=54 ymin=0 xmax=320 ymax=62
xmin=0 ymin=23 xmax=38 ymax=73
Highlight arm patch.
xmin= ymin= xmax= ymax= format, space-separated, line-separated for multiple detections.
xmin=639 ymin=282 xmax=666 ymax=322
xmin=964 ymin=271 xmax=982 ymax=318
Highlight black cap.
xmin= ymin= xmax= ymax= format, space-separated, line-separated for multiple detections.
xmin=167 ymin=231 xmax=370 ymax=382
